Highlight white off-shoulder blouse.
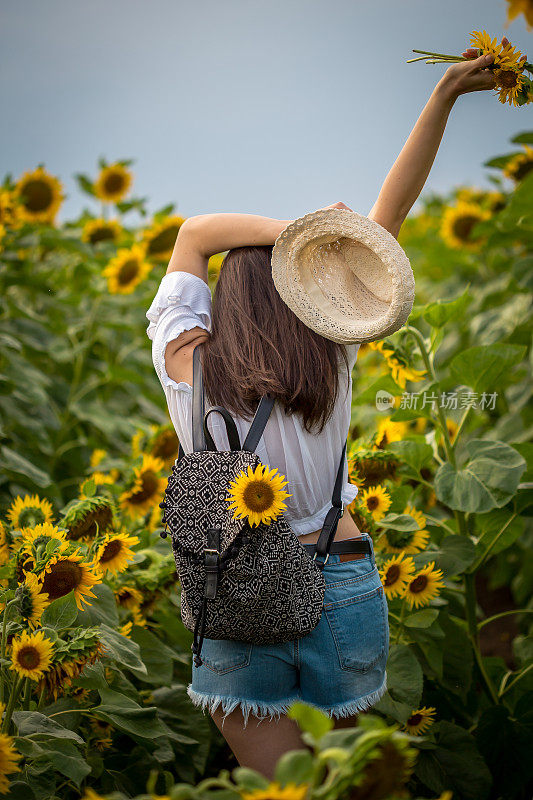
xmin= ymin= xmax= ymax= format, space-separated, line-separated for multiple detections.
xmin=146 ymin=271 xmax=360 ymax=536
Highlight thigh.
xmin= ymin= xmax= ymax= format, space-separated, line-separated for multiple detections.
xmin=209 ymin=705 xmax=308 ymax=780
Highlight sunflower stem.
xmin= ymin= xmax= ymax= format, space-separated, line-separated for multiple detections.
xmin=463 ymin=571 xmax=499 ymax=706
xmin=22 ymin=677 xmax=31 ymax=710
xmin=37 ymin=685 xmax=46 ymax=711
xmin=395 ymin=599 xmax=407 ymax=644
xmin=2 ymin=675 xmax=23 ymax=734
xmin=0 ymin=600 xmax=18 ymax=706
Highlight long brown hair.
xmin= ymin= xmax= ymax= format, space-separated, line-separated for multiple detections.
xmin=201 ymin=245 xmax=350 ymax=435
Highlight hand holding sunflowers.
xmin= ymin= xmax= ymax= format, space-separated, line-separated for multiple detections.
xmin=409 ymin=29 xmax=532 ymax=107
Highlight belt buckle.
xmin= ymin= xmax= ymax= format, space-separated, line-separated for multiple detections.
xmin=312 ymin=551 xmax=329 ymax=565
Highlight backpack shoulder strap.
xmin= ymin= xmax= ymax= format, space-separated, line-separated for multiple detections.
xmin=242 ymin=394 xmax=275 ymax=453
xmin=313 ymin=439 xmax=348 ymax=563
xmin=192 ymin=344 xmax=207 ymax=451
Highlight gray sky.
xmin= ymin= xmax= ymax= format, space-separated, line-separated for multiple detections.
xmin=1 ymin=0 xmax=531 ymax=224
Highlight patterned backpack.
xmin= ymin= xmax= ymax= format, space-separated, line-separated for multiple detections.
xmin=159 ymin=344 xmax=370 ymax=666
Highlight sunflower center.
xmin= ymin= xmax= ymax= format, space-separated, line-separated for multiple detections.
xmin=386 ymin=530 xmax=414 ymax=549
xmin=366 ymin=496 xmax=380 ymax=511
xmin=21 ymin=180 xmax=53 ymax=212
xmin=452 ymin=214 xmax=483 ymax=242
xmin=41 ymin=560 xmax=83 ymax=599
xmin=20 ymin=508 xmax=46 ymax=527
xmin=89 ymin=226 xmax=115 ymax=244
xmin=409 ymin=574 xmax=428 ymax=594
xmin=153 ymin=430 xmax=179 ymax=460
xmin=242 ymin=480 xmax=275 ymax=513
xmin=100 ymin=540 xmax=122 ymax=563
xmin=515 ymin=160 xmax=533 ymax=181
xmin=384 ymin=564 xmax=400 ymax=586
xmin=104 ymin=173 xmax=126 ymax=195
xmin=17 ymin=645 xmax=41 ymax=670
xmin=118 ymin=258 xmax=140 ymax=285
xmin=69 ymin=506 xmax=113 ymax=540
xmin=407 ymin=713 xmax=423 ymax=725
xmin=497 ymin=70 xmax=519 ymax=89
xmin=129 ymin=471 xmax=159 ymax=504
xmin=147 ymin=225 xmax=180 ymax=255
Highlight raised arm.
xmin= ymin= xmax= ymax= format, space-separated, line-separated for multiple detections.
xmin=367 ymin=51 xmax=498 ymax=239
xmin=165 ymin=214 xmax=293 ymax=282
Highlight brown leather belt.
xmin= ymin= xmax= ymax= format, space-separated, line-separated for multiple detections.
xmin=302 ymin=537 xmax=371 ymax=563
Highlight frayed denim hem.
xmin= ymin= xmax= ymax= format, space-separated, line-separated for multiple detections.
xmin=308 ymin=671 xmax=388 ymax=719
xmin=187 ymin=684 xmax=301 ymax=729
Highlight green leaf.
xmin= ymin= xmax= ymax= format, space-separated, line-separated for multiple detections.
xmin=93 ymin=687 xmax=166 ymax=739
xmin=385 ymin=644 xmax=423 ymax=707
xmin=404 ymin=608 xmax=440 ymax=628
xmin=434 ymin=439 xmax=526 ymax=512
xmin=74 ymin=173 xmax=96 ymax=197
xmin=449 ymin=344 xmax=526 ymax=393
xmin=0 ymin=446 xmax=51 ymax=487
xmin=286 ymin=701 xmax=334 ymax=740
xmin=11 ymin=712 xmax=84 ymax=743
xmin=40 ymin=592 xmax=78 ymax=629
xmin=98 ymin=623 xmax=147 ymax=674
xmin=231 ymin=768 xmax=270 ymax=791
xmin=472 ymin=510 xmax=525 ymax=566
xmin=378 ymin=513 xmax=420 ymax=532
xmin=34 ymin=739 xmax=90 ymax=787
xmin=76 ymin=584 xmax=119 ymax=628
xmin=387 ymin=438 xmax=434 ymax=476
xmin=129 ymin=626 xmax=181 ymax=685
xmin=433 ymin=534 xmax=477 ymax=576
xmin=274 ymin=750 xmax=315 ymax=787
xmin=422 ymin=289 xmax=472 ymax=328
xmin=415 ymin=720 xmax=492 ymax=800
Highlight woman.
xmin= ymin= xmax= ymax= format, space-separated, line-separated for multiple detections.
xmin=146 ymin=50 xmax=497 ymax=777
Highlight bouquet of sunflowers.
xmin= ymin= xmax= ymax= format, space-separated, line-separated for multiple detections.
xmin=409 ymin=29 xmax=532 ymax=107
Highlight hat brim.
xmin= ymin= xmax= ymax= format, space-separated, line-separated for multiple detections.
xmin=271 ymin=209 xmax=415 ymax=344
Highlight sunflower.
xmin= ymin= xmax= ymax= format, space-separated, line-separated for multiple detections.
xmin=142 ymin=215 xmax=186 ymax=260
xmin=61 ymin=495 xmax=115 ymax=541
xmin=403 ymin=705 xmax=437 ymax=735
xmin=90 ymin=449 xmax=108 ymax=468
xmin=376 ymin=504 xmax=430 ymax=554
xmin=6 ymin=494 xmax=54 ymax=534
xmin=93 ymin=532 xmax=139 ymax=574
xmin=494 ymin=66 xmax=526 ymax=106
xmin=0 ymin=729 xmax=21 ymax=793
xmin=82 ymin=218 xmax=122 ymax=246
xmin=440 ymin=201 xmax=491 ymax=251
xmin=17 ymin=522 xmax=69 ymax=573
xmin=225 ymin=463 xmax=292 ymax=527
xmin=468 ymin=30 xmax=505 ymax=63
xmin=102 ymin=244 xmax=152 ymax=294
xmin=375 ymin=418 xmax=408 ymax=449
xmin=403 ymin=561 xmax=446 ymax=609
xmin=119 ymin=454 xmax=167 ymax=519
xmin=115 ymin=584 xmax=143 ymax=611
xmin=90 ymin=718 xmax=114 ymax=751
xmin=208 ymin=252 xmax=226 ymax=281
xmin=505 ymin=0 xmax=533 ymax=31
xmin=37 ymin=550 xmax=102 ymax=609
xmin=15 ymin=167 xmax=63 ymax=224
xmin=386 ymin=355 xmax=427 ymax=390
xmin=15 ymin=572 xmax=49 ymax=629
xmin=240 ymin=783 xmax=309 ymax=800
xmin=503 ymin=144 xmax=533 ymax=183
xmin=149 ymin=425 xmax=180 ymax=467
xmin=378 ymin=552 xmax=416 ymax=599
xmin=455 ymin=187 xmax=506 ymax=213
xmin=359 ymin=485 xmax=392 ymax=522
xmin=94 ymin=162 xmax=133 ymax=203
xmin=349 ymin=447 xmax=399 ymax=485
xmin=0 ymin=190 xmax=20 ymax=229
xmin=10 ymin=629 xmax=54 ymax=681
xmin=37 ymin=634 xmax=105 ymax=701
xmin=79 ymin=473 xmax=116 ymax=497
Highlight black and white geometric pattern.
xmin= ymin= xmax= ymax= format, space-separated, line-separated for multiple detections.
xmin=163 ymin=449 xmax=326 ymax=643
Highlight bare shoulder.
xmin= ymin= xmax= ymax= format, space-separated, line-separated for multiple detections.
xmin=164 ymin=327 xmax=210 ymax=387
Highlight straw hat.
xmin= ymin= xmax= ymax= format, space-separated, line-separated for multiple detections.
xmin=271 ymin=208 xmax=415 ymax=344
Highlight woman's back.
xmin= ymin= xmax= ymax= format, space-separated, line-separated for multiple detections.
xmin=146 ymin=270 xmax=361 ymax=536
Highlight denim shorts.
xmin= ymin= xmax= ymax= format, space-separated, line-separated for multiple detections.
xmin=187 ymin=533 xmax=389 ymax=728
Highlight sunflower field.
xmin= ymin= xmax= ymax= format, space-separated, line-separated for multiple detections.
xmin=0 ymin=125 xmax=532 ymax=800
